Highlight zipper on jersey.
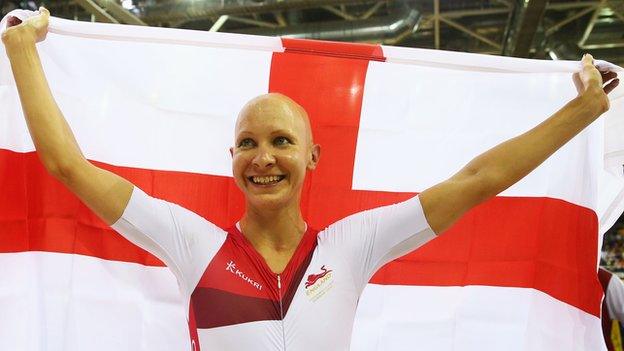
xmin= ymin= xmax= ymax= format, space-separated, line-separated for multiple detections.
xmin=277 ymin=274 xmax=286 ymax=350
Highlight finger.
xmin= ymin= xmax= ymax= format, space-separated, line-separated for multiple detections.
xmin=602 ymin=71 xmax=618 ymax=82
xmin=39 ymin=7 xmax=50 ymax=18
xmin=573 ymin=72 xmax=583 ymax=92
xmin=6 ymin=16 xmax=22 ymax=28
xmin=582 ymin=53 xmax=594 ymax=67
xmin=32 ymin=8 xmax=50 ymax=30
xmin=604 ymin=78 xmax=620 ymax=95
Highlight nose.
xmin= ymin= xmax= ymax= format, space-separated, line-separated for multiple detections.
xmin=252 ymin=146 xmax=276 ymax=169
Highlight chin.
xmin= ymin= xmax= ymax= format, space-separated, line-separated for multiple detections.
xmin=248 ymin=193 xmax=292 ymax=211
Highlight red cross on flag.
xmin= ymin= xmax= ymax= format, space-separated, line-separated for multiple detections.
xmin=1 ymin=13 xmax=624 ymax=351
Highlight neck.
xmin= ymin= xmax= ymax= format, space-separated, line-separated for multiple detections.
xmin=240 ymin=202 xmax=306 ymax=253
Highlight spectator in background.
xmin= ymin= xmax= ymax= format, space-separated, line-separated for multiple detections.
xmin=602 ymin=224 xmax=624 ymax=272
xmin=600 ymin=267 xmax=624 ymax=351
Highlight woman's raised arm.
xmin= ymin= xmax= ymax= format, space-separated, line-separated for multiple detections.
xmin=420 ymin=54 xmax=619 ymax=234
xmin=2 ymin=8 xmax=133 ymax=225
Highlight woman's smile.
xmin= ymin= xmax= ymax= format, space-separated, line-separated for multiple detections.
xmin=248 ymin=175 xmax=287 ymax=186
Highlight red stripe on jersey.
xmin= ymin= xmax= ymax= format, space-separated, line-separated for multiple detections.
xmin=188 ymin=305 xmax=201 ymax=351
xmin=192 ymin=287 xmax=280 ymax=328
xmin=192 ymin=227 xmax=317 ymax=328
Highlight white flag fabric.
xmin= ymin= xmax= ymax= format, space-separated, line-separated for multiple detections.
xmin=1 ymin=12 xmax=624 ymax=351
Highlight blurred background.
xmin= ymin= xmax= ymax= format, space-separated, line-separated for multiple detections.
xmin=1 ymin=0 xmax=622 ymax=66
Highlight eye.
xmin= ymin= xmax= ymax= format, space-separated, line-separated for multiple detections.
xmin=238 ymin=138 xmax=256 ymax=149
xmin=273 ymin=136 xmax=292 ymax=146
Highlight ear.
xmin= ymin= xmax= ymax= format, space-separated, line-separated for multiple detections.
xmin=307 ymin=144 xmax=321 ymax=170
xmin=229 ymin=147 xmax=234 ymax=158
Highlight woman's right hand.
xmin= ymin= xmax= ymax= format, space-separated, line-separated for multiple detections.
xmin=1 ymin=7 xmax=50 ymax=47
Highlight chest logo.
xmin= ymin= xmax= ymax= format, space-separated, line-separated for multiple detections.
xmin=226 ymin=260 xmax=263 ymax=291
xmin=305 ymin=265 xmax=334 ymax=302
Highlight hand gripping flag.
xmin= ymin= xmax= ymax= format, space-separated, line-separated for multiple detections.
xmin=1 ymin=12 xmax=624 ymax=351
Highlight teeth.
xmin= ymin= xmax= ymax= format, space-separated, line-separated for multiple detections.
xmin=251 ymin=175 xmax=283 ymax=184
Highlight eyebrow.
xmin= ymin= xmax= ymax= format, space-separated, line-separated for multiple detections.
xmin=270 ymin=129 xmax=296 ymax=137
xmin=237 ymin=129 xmax=297 ymax=137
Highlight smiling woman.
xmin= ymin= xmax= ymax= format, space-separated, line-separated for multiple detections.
xmin=231 ymin=94 xmax=320 ymax=227
xmin=2 ymin=7 xmax=620 ymax=351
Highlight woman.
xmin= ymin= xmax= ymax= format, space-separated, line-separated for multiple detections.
xmin=2 ymin=8 xmax=619 ymax=351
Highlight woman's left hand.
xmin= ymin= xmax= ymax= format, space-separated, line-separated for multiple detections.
xmin=573 ymin=54 xmax=619 ymax=115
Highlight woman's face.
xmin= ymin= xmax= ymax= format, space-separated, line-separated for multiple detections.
xmin=231 ymin=94 xmax=319 ymax=211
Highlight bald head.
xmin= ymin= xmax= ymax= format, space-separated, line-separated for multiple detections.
xmin=230 ymin=93 xmax=321 ymax=208
xmin=236 ymin=93 xmax=313 ymax=145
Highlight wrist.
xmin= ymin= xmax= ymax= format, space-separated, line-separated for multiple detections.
xmin=2 ymin=27 xmax=36 ymax=50
xmin=578 ymin=87 xmax=608 ymax=118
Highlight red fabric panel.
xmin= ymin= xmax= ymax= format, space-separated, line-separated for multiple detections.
xmin=0 ymin=150 xmax=164 ymax=266
xmin=270 ymin=38 xmax=404 ymax=227
xmin=195 ymin=226 xmax=318 ymax=300
xmin=371 ymin=197 xmax=601 ymax=317
xmin=0 ymin=149 xmax=241 ymax=266
xmin=281 ymin=38 xmax=385 ymax=61
xmin=0 ymin=149 xmax=602 ymax=316
xmin=191 ymin=227 xmax=317 ymax=328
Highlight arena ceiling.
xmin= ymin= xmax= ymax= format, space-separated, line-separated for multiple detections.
xmin=2 ymin=0 xmax=623 ymax=65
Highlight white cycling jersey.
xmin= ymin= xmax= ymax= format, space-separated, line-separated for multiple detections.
xmin=112 ymin=187 xmax=436 ymax=350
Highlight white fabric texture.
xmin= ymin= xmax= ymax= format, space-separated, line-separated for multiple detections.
xmin=353 ymin=285 xmax=605 ymax=351
xmin=319 ymin=195 xmax=436 ymax=290
xmin=111 ymin=187 xmax=228 ymax=303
